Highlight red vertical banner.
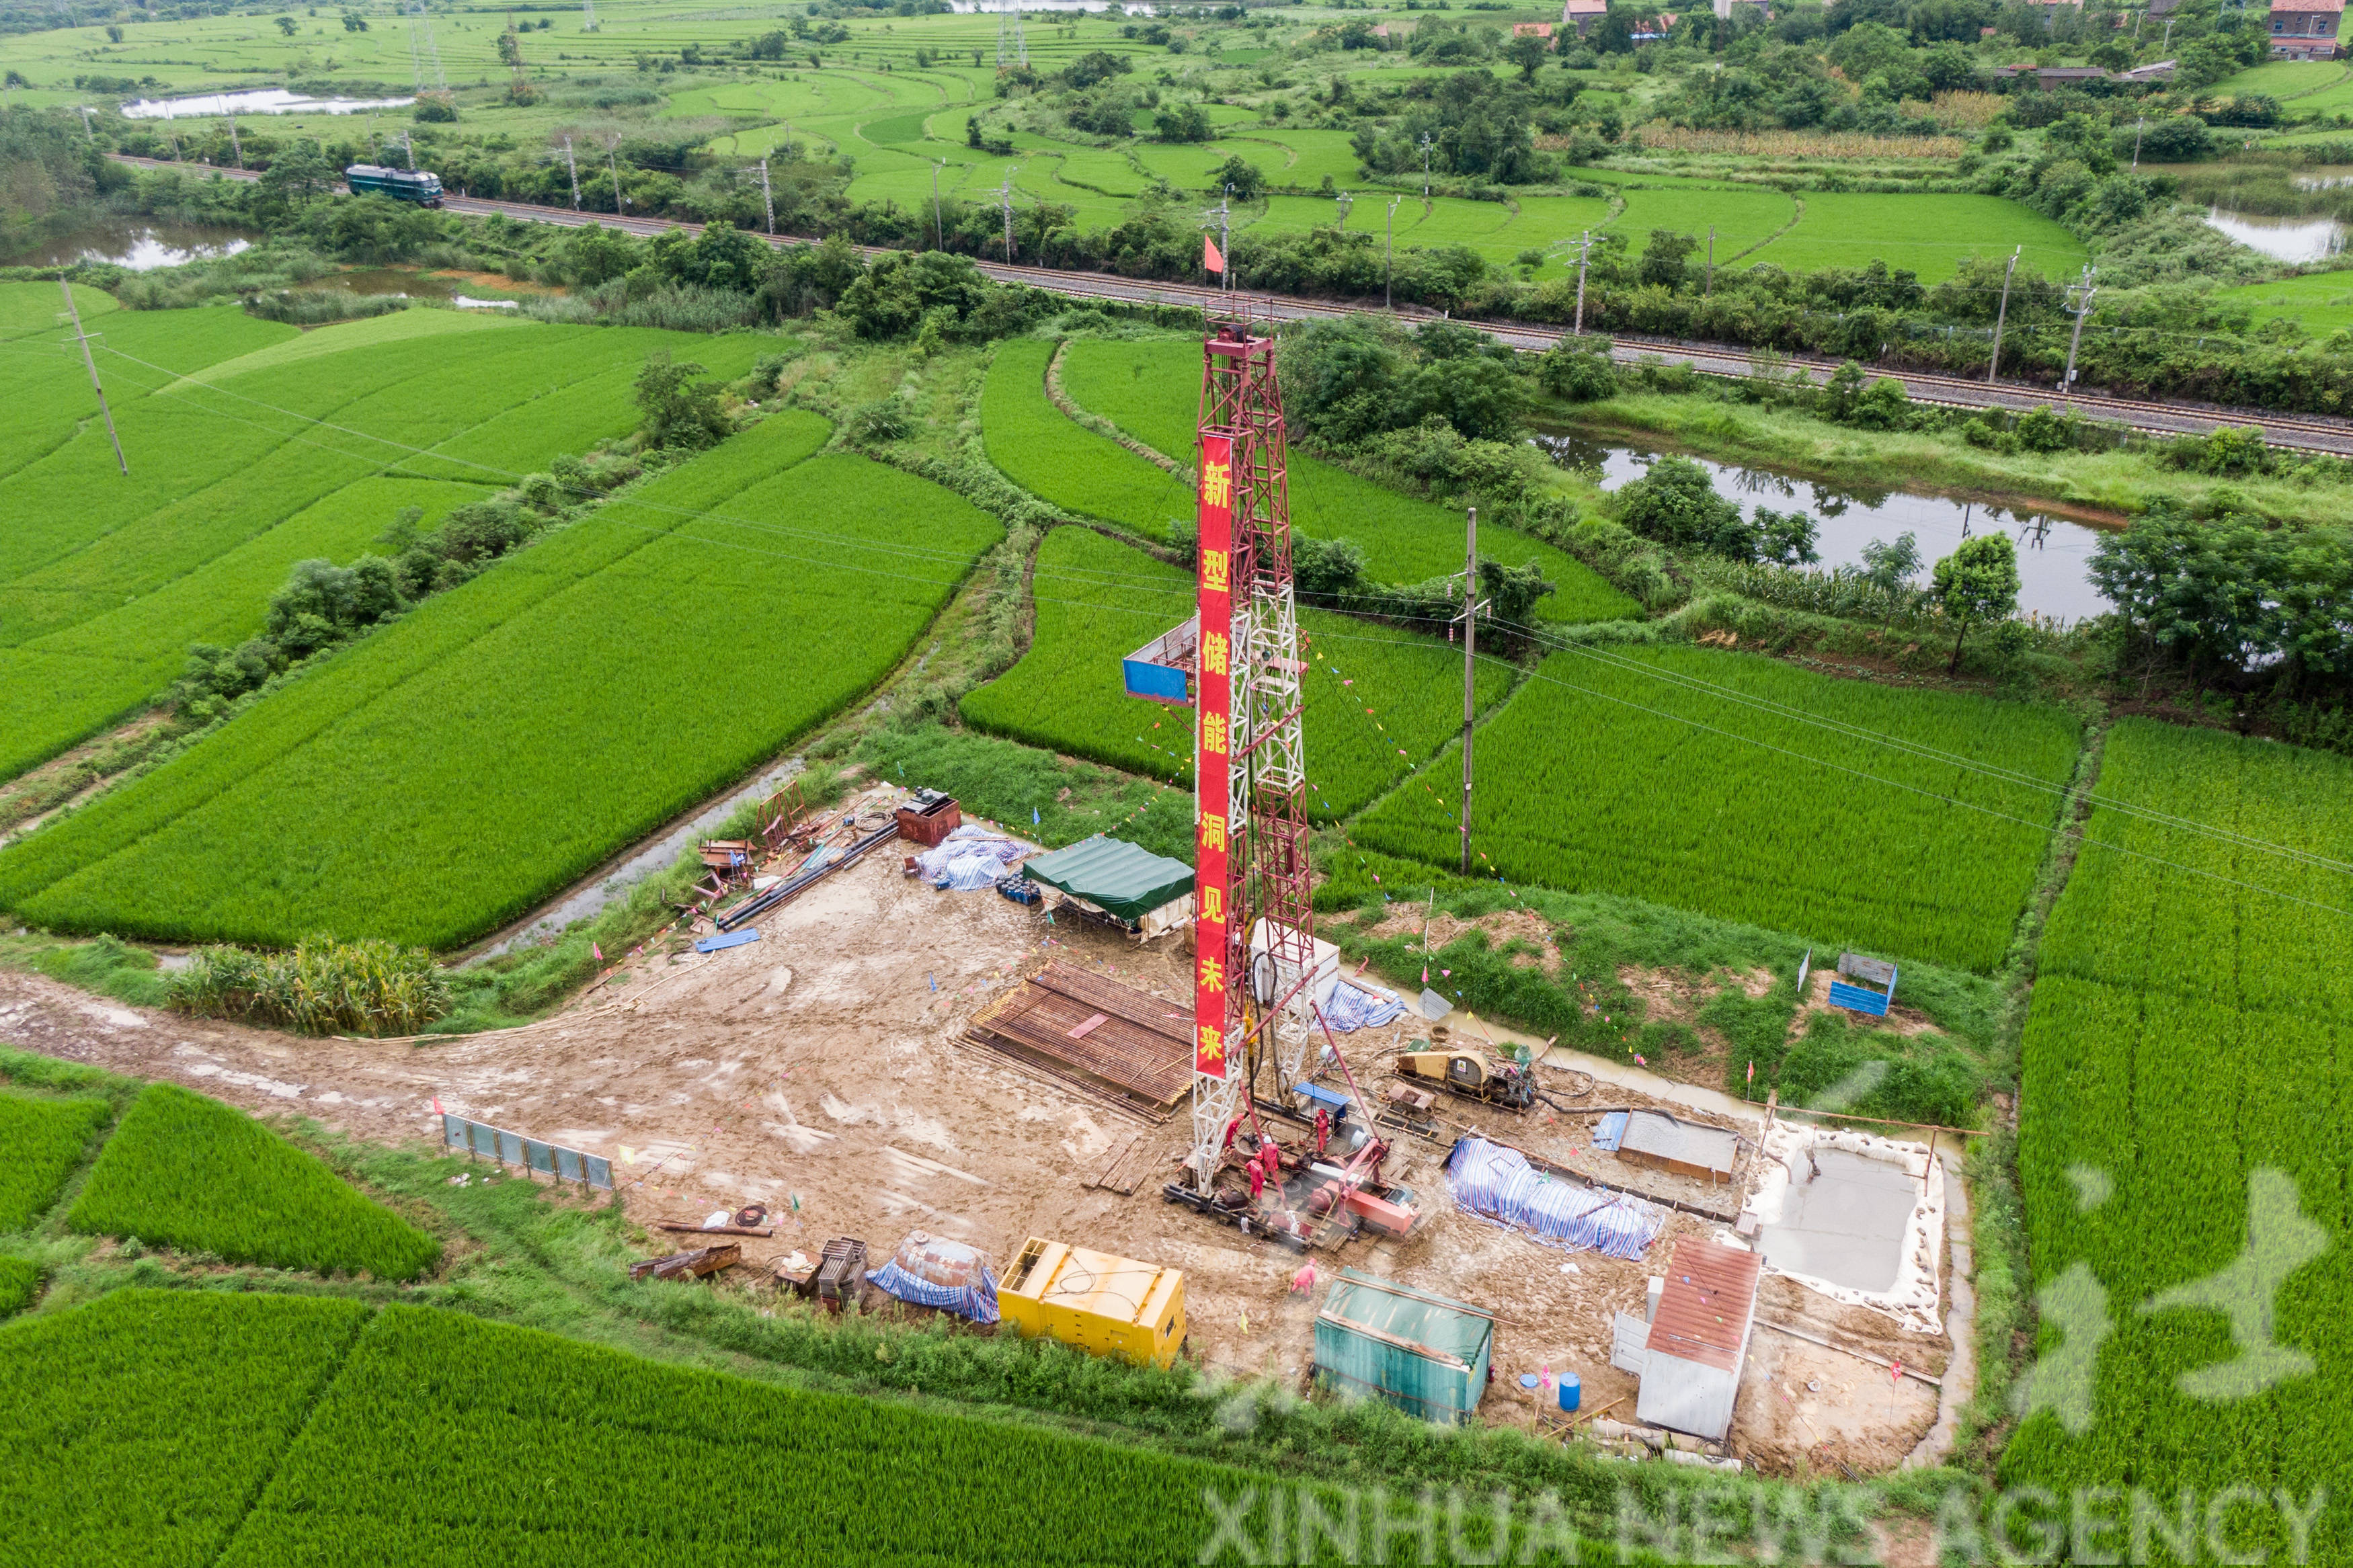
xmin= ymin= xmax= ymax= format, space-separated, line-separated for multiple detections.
xmin=1193 ymin=433 xmax=1236 ymax=1079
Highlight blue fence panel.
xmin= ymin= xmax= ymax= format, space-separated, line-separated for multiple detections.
xmin=584 ymin=1154 xmax=614 ymax=1191
xmin=557 ymin=1147 xmax=584 ymax=1182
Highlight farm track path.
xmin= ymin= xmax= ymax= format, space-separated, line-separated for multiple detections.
xmin=110 ymin=155 xmax=2353 ymax=455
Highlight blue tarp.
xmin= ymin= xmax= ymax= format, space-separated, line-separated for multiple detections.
xmin=1593 ymin=1110 xmax=1630 ymax=1152
xmin=1320 ymin=979 xmax=1406 ymax=1032
xmin=1445 ymin=1137 xmax=1666 ymax=1262
xmin=868 ymin=1259 xmax=1000 ymax=1324
xmin=915 ymin=823 xmax=1037 ymax=893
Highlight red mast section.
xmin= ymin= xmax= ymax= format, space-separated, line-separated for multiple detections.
xmin=1187 ymin=309 xmax=1316 ymax=1194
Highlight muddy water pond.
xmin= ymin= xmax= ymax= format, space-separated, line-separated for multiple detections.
xmin=2204 ymin=206 xmax=2347 ymax=264
xmin=24 ymin=218 xmax=257 ymax=270
xmin=1536 ymin=430 xmax=2112 ymax=623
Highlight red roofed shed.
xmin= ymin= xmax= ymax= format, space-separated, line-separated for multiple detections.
xmin=1634 ymin=1237 xmax=1763 ymax=1440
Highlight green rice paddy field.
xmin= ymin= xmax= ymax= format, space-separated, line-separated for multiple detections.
xmin=0 ymin=409 xmax=1004 ymax=948
xmin=0 ymin=289 xmax=764 ymax=784
xmin=1054 ymin=335 xmax=1639 ymax=623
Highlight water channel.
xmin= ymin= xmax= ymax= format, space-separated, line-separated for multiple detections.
xmin=22 ymin=218 xmax=256 ymax=270
xmin=2206 ymin=207 xmax=2347 ymax=264
xmin=1534 ymin=429 xmax=2113 ymax=623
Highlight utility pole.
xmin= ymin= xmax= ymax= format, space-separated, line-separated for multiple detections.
xmin=226 ymin=116 xmax=243 ymax=169
xmin=1334 ymin=188 xmax=1351 ymax=230
xmin=930 ymin=157 xmax=943 ymax=249
xmin=1420 ymin=131 xmax=1433 ymax=198
xmin=1704 ymin=224 xmax=1716 ymax=298
xmin=1000 ymin=169 xmax=1018 ymax=261
xmin=606 ymin=140 xmax=625 ymax=215
xmin=1385 ymin=194 xmax=1400 ymax=309
xmin=2061 ymin=265 xmax=2097 ymax=409
xmin=2132 ymin=116 xmax=2146 ymax=169
xmin=1573 ymin=230 xmax=1593 ymax=337
xmin=760 ymin=157 xmax=775 ymax=235
xmin=562 ymin=135 xmax=582 ymax=209
xmin=1458 ymin=506 xmax=1478 ymax=875
xmin=1987 ymin=245 xmax=2019 ymax=386
xmin=58 ymin=279 xmax=127 ymax=477
xmin=399 ymin=128 xmax=413 ymax=171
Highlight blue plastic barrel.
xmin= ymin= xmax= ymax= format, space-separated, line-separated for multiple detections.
xmin=1558 ymin=1373 xmax=1581 ymax=1413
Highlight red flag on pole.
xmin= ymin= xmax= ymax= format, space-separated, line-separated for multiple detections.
xmin=1203 ymin=235 xmax=1226 ymax=274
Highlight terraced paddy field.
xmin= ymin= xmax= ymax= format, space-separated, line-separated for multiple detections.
xmin=0 ymin=411 xmax=1006 ymax=948
xmin=961 ymin=526 xmax=1513 ymax=819
xmin=0 ymin=289 xmax=763 ymax=786
xmin=1055 ymin=335 xmax=1638 ymax=623
xmin=2004 ymin=719 xmax=2353 ymax=1559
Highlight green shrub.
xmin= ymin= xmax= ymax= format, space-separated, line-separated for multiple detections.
xmin=67 ymin=1083 xmax=441 ymax=1280
xmin=165 ymin=936 xmax=450 ymax=1036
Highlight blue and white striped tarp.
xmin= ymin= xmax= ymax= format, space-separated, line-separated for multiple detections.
xmin=1445 ymin=1137 xmax=1665 ymax=1262
xmin=867 ymin=1260 xmax=1001 ymax=1324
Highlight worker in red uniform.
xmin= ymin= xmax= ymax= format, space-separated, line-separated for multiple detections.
xmin=1314 ymin=1107 xmax=1331 ymax=1156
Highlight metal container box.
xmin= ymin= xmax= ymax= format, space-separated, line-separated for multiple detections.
xmin=1314 ymin=1270 xmax=1494 ymax=1424
xmin=1000 ymin=1237 xmax=1187 ymax=1368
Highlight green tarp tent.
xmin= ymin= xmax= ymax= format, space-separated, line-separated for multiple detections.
xmin=1020 ymin=835 xmax=1195 ymax=925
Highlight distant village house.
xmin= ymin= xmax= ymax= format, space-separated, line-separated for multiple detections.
xmin=2269 ymin=0 xmax=2342 ymax=59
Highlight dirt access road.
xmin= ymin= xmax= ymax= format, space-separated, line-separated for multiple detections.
xmin=0 ymin=837 xmax=1936 ymax=1471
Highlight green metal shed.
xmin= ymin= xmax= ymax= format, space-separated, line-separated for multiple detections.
xmin=1314 ymin=1270 xmax=1494 ymax=1425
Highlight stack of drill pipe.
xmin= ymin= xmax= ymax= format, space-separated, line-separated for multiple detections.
xmin=715 ymin=820 xmax=901 ymax=932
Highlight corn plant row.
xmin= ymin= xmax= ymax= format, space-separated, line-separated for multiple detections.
xmin=0 ymin=1289 xmax=371 ymax=1568
xmin=2007 ymin=719 xmax=2353 ymax=1558
xmin=67 ymin=1083 xmax=440 ymax=1280
xmin=165 ymin=936 xmax=451 ymax=1036
xmin=0 ymin=1091 xmax=112 ymax=1231
xmin=1353 ymin=645 xmax=2081 ymax=973
xmin=960 ymin=527 xmax=1511 ymax=821
xmin=0 ymin=419 xmax=1004 ymax=948
xmin=1056 ymin=336 xmax=1638 ymax=624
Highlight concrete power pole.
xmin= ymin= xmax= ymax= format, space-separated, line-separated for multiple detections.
xmin=58 ymin=279 xmax=128 ymax=477
xmin=2061 ymin=265 xmax=2098 ymax=409
xmin=932 ymin=158 xmax=944 ymax=249
xmin=563 ymin=135 xmax=582 ymax=209
xmin=1458 ymin=506 xmax=1478 ymax=874
xmin=1573 ymin=231 xmax=1593 ymax=337
xmin=606 ymin=139 xmax=626 ymax=215
xmin=1704 ymin=224 xmax=1716 ymax=298
xmin=760 ymin=157 xmax=775 ymax=235
xmin=1000 ymin=169 xmax=1018 ymax=261
xmin=1385 ymin=194 xmax=1400 ymax=308
xmin=226 ymin=116 xmax=243 ymax=169
xmin=1987 ymin=246 xmax=2019 ymax=386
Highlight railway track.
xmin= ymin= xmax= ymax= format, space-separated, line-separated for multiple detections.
xmin=110 ymin=154 xmax=2353 ymax=455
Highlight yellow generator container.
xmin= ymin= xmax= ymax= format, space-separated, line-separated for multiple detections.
xmin=1001 ymin=1237 xmax=1186 ymax=1368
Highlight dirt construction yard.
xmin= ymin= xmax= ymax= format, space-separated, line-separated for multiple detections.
xmin=0 ymin=833 xmax=1944 ymax=1477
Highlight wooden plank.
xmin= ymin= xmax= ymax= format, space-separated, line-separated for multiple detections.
xmin=1090 ymin=1132 xmax=1140 ymax=1190
xmin=657 ymin=1221 xmax=776 ymax=1237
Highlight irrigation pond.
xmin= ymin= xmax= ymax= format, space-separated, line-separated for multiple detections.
xmin=24 ymin=219 xmax=256 ymax=270
xmin=1537 ymin=430 xmax=2111 ymax=622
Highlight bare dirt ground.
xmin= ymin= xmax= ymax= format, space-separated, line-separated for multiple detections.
xmin=0 ymin=813 xmax=1939 ymax=1475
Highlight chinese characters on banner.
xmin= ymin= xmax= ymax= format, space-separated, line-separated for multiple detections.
xmin=1195 ymin=433 xmax=1235 ymax=1079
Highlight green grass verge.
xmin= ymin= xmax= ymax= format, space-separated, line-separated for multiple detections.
xmin=1352 ymin=645 xmax=2082 ymax=974
xmin=67 ymin=1083 xmax=442 ymax=1280
xmin=0 ymin=1257 xmax=36 ymax=1317
xmin=2215 ymin=269 xmax=2353 ymax=340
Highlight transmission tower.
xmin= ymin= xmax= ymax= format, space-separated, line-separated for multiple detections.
xmin=996 ymin=0 xmax=1025 ymax=69
xmin=582 ymin=0 xmax=597 ymax=30
xmin=409 ymin=1 xmax=446 ymax=91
